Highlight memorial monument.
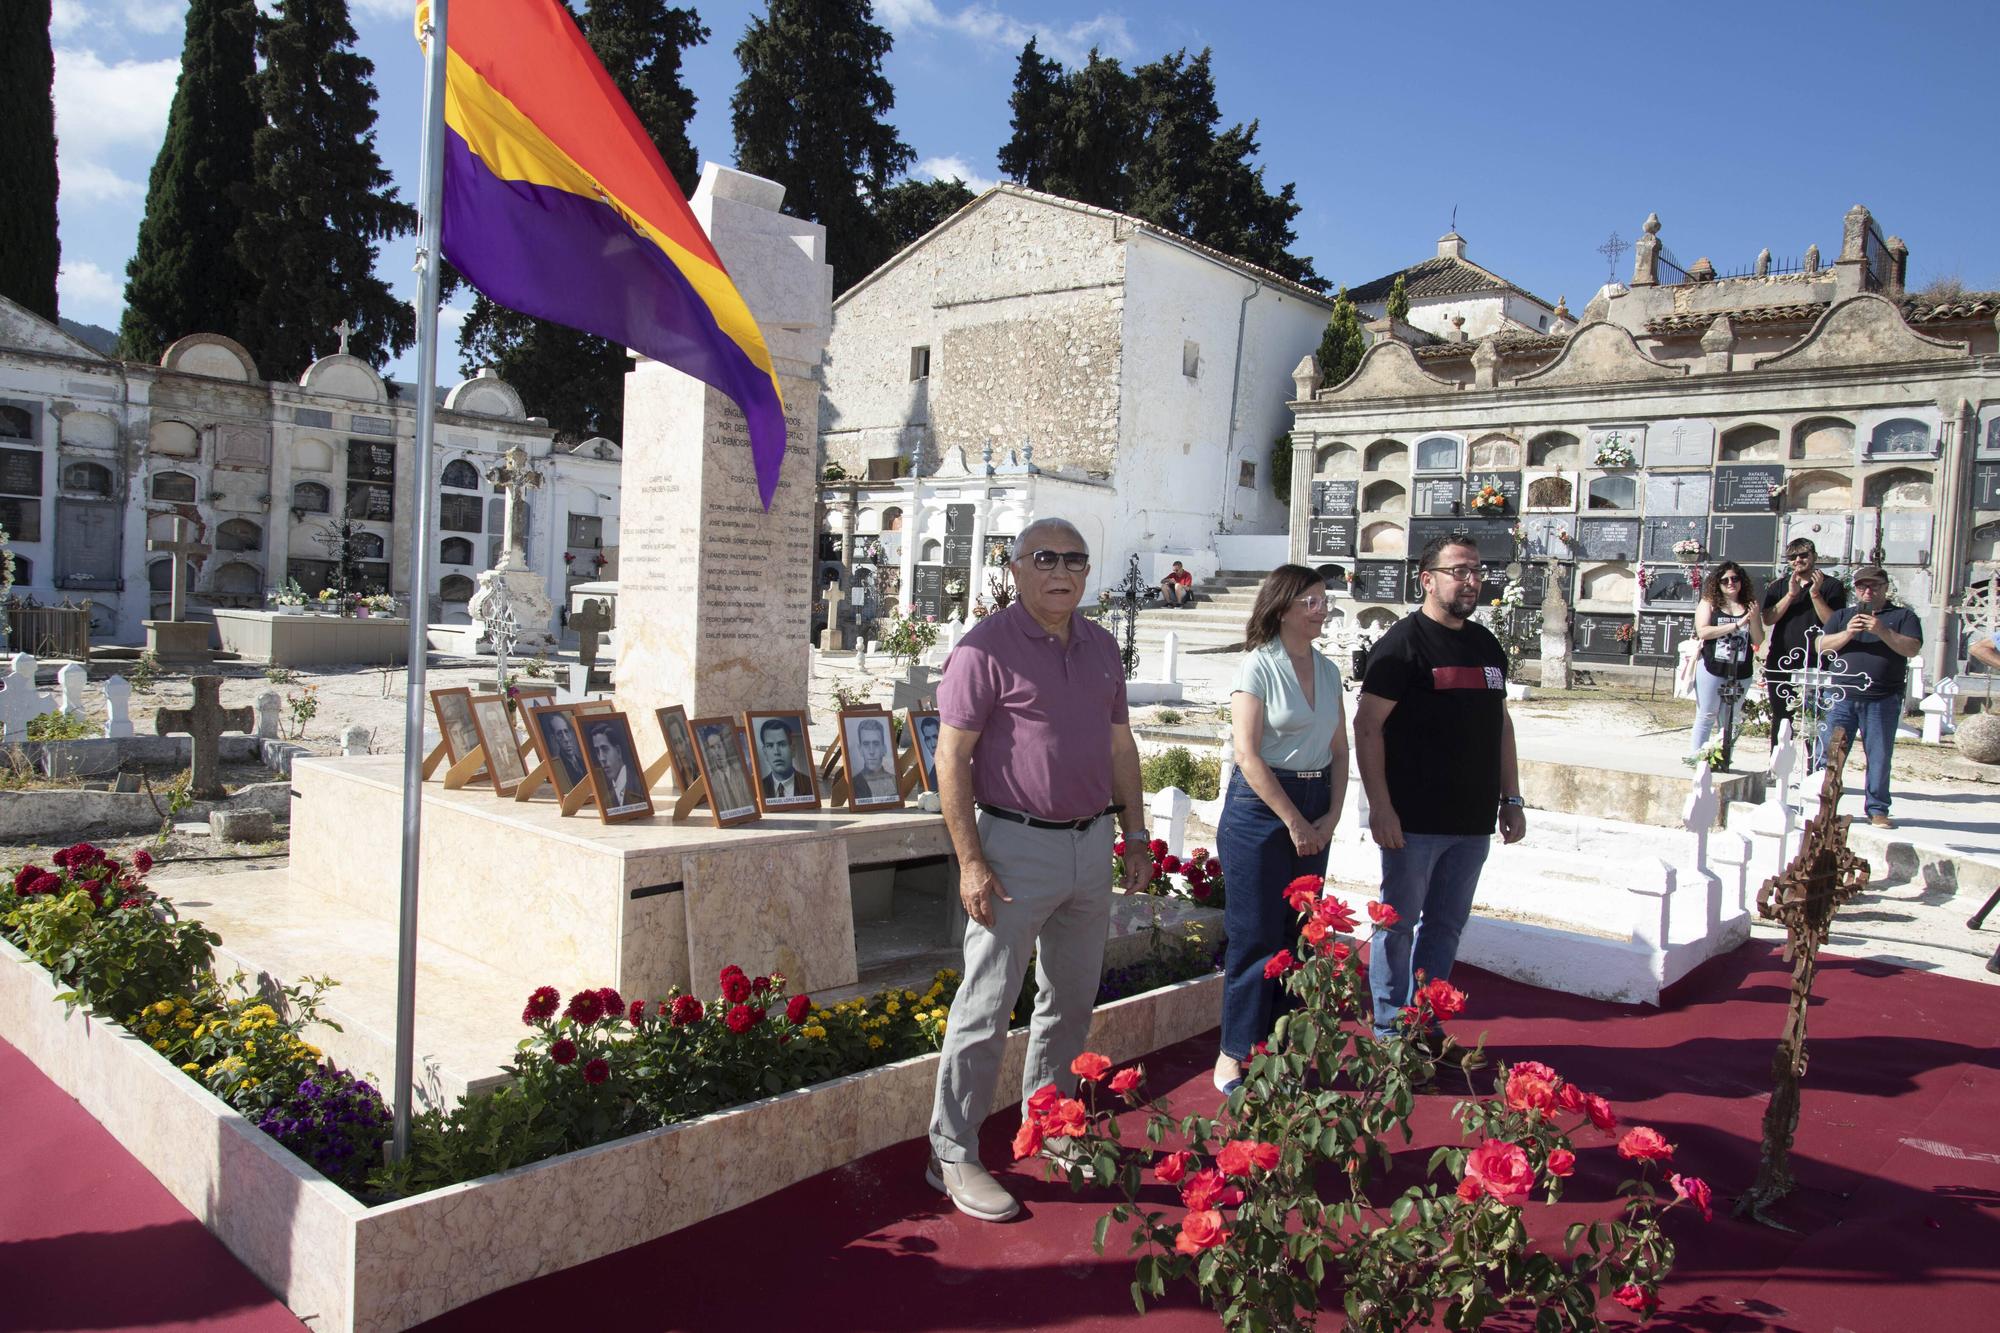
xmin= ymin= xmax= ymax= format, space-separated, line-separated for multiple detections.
xmin=467 ymin=446 xmax=558 ymax=653
xmin=144 ymin=517 xmax=216 ymax=662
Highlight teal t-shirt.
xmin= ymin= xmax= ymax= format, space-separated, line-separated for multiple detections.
xmin=1232 ymin=640 xmax=1343 ymax=771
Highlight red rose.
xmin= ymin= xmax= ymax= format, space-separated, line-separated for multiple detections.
xmin=1251 ymin=1041 xmax=1269 ymax=1056
xmin=1314 ymin=896 xmax=1359 ymax=934
xmin=1148 ymin=839 xmax=1168 ymax=857
xmin=1585 ymin=1093 xmax=1618 ymax=1134
xmin=1282 ymin=876 xmax=1321 ymax=912
xmin=1190 ymin=881 xmax=1212 ymax=900
xmin=28 ymin=872 xmax=62 ymax=896
xmin=1160 ymin=855 xmax=1182 ymax=874
xmin=1329 ymin=940 xmax=1352 ymax=962
xmin=786 ymin=994 xmax=812 ymax=1025
xmin=1046 ymin=1098 xmax=1088 ymax=1138
xmin=549 ymin=1038 xmax=578 ymax=1065
xmin=1011 ymin=1115 xmax=1044 ymax=1160
xmin=1367 ymin=900 xmax=1400 ymax=927
xmin=1505 ymin=1069 xmax=1557 ymax=1116
xmin=627 ymin=999 xmax=647 ymax=1025
xmin=722 ymin=973 xmax=752 ymax=1003
xmin=1207 ymin=859 xmax=1222 ymax=876
xmin=669 ymin=994 xmax=703 ymax=1026
xmin=1419 ymin=978 xmax=1467 ymax=1020
xmin=524 ymin=986 xmax=561 ymax=1021
xmin=1670 ymin=1172 xmax=1713 ymax=1221
xmin=1180 ymin=1167 xmax=1229 ymax=1212
xmin=725 ymin=1003 xmax=760 ymax=1034
xmin=1456 ymin=1175 xmax=1483 ymax=1202
xmin=1174 ymin=1209 xmax=1226 ymax=1255
xmin=1025 ymin=1082 xmax=1063 ymax=1120
xmin=1546 ymin=1148 xmax=1576 ymax=1178
xmin=1462 ymin=1137 xmax=1535 ymax=1207
xmin=1071 ymin=1051 xmax=1112 ymax=1083
xmin=1185 ymin=862 xmax=1206 ymax=883
xmin=752 ymin=975 xmax=771 ymax=994
xmin=1109 ymin=1066 xmax=1142 ymax=1096
xmin=1190 ymin=847 xmax=1209 ymax=863
xmin=719 ymin=964 xmax=746 ymax=986
xmin=1512 ymin=1059 xmax=1559 ymax=1083
xmin=1217 ymin=1140 xmax=1281 ymax=1176
xmin=582 ymin=1057 xmax=609 ymax=1084
xmin=595 ymin=987 xmax=623 ymax=1020
xmin=564 ymin=990 xmax=605 ymax=1025
xmin=1154 ymin=1150 xmax=1193 ymax=1184
xmin=1112 ymin=837 xmax=1126 ymax=856
xmin=1556 ymin=1082 xmax=1589 ymax=1115
xmin=1613 ymin=1284 xmax=1657 ymax=1314
xmin=1618 ymin=1126 xmax=1674 ymax=1163
xmin=120 ymin=896 xmax=142 ymax=909
xmin=132 ymin=848 xmax=153 ymax=874
xmin=1262 ymin=950 xmax=1297 ymax=980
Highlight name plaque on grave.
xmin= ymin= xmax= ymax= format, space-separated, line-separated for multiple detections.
xmin=1575 ymin=517 xmax=1640 ymax=561
xmin=1643 ymin=473 xmax=1711 ymax=517
xmin=944 ymin=503 xmax=974 ymax=535
xmin=1643 ymin=419 xmax=1714 ymax=469
xmin=1642 ymin=566 xmax=1698 ymax=607
xmin=346 ymin=482 xmax=395 ymax=522
xmin=1308 ymin=517 xmax=1357 ymax=559
xmin=1714 ymin=464 xmax=1786 ymax=512
xmin=1573 ymin=613 xmax=1634 ymax=659
xmin=1479 ymin=562 xmax=1510 ymax=604
xmin=1706 ymin=513 xmax=1779 ymax=565
xmin=1353 ymin=560 xmax=1405 ymax=603
xmin=1642 ymin=516 xmax=1707 ymax=561
xmin=1973 ymin=462 xmax=2000 ymax=511
xmin=1518 ymin=516 xmax=1578 ymax=559
xmin=911 ymin=565 xmax=944 ymax=620
xmin=1 ymin=448 xmax=44 ymax=497
xmin=1636 ymin=612 xmax=1694 ymax=662
xmin=1468 ymin=471 xmax=1522 ymax=512
xmin=1312 ymin=479 xmax=1358 ymax=516
xmin=350 ymin=415 xmax=396 ymax=438
xmin=293 ymin=407 xmax=334 ymax=428
xmin=0 ymin=496 xmax=39 ymax=543
xmin=1413 ymin=477 xmax=1465 ymax=516
xmin=942 ymin=534 xmax=972 ymax=568
xmin=1784 ymin=513 xmax=1850 ymax=563
xmin=346 ymin=438 xmax=396 ymax=483
xmin=1408 ymin=517 xmax=1513 ymax=560
xmin=1853 ymin=511 xmax=1933 ymax=566
xmin=1518 ymin=562 xmax=1572 ymax=608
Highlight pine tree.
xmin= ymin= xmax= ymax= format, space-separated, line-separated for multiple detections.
xmin=116 ymin=0 xmax=259 ymax=360
xmin=1386 ymin=274 xmax=1410 ymax=322
xmin=995 ymin=37 xmax=1063 ymax=190
xmin=875 ymin=177 xmax=976 ymax=251
xmin=233 ymin=0 xmax=415 ymax=380
xmin=732 ymin=0 xmax=914 ymax=292
xmin=1 ymin=0 xmax=59 ymax=322
xmin=1315 ymin=287 xmax=1365 ymax=387
xmin=454 ymin=1 xmax=708 ymax=443
xmin=1045 ymin=51 xmax=1137 ymax=210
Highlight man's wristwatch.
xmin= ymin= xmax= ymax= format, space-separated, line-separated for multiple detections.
xmin=1500 ymin=796 xmax=1524 ymax=809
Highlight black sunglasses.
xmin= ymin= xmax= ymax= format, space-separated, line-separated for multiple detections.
xmin=1025 ymin=549 xmax=1090 ymax=572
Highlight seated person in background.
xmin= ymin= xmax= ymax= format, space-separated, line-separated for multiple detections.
xmin=1971 ymin=631 xmax=2000 ymax=672
xmin=1161 ymin=561 xmax=1195 ymax=608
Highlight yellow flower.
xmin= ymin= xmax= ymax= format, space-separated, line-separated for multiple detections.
xmin=144 ymin=1022 xmax=162 ymax=1037
xmin=867 ymin=1036 xmax=884 ymax=1050
xmin=244 ymin=1041 xmax=257 ymax=1057
xmin=152 ymin=1038 xmax=169 ymax=1051
xmin=181 ymin=1062 xmax=200 ymax=1074
xmin=191 ymin=1024 xmax=207 ymax=1039
xmin=885 ymin=1000 xmax=900 ymax=1015
xmin=802 ymin=1025 xmax=826 ymax=1040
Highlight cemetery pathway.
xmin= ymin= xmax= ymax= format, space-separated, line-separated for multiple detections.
xmin=6 ymin=941 xmax=1996 ymax=1331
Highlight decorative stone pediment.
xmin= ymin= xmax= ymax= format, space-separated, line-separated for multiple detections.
xmin=161 ymin=333 xmax=259 ymax=382
xmin=1324 ymin=340 xmax=1457 ymax=400
xmin=1753 ymin=293 xmax=1968 ymax=372
xmin=445 ymin=369 xmax=526 ymax=419
xmin=300 ymin=353 xmax=386 ymax=403
xmin=1510 ymin=321 xmax=1686 ymax=389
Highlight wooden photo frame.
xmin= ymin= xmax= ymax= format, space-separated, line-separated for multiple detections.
xmin=430 ymin=687 xmax=484 ymax=767
xmin=467 ymin=693 xmax=528 ymax=796
xmin=743 ymin=709 xmax=821 ymax=813
xmin=526 ymin=703 xmax=592 ymax=798
xmin=690 ymin=715 xmax=761 ymax=827
xmin=575 ymin=711 xmax=655 ymax=823
xmin=839 ymin=708 xmax=904 ymax=811
xmin=516 ymin=691 xmax=565 ymax=764
xmin=655 ymin=705 xmax=701 ymax=791
xmin=907 ymin=708 xmax=942 ymax=792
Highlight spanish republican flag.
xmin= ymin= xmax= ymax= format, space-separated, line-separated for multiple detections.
xmin=418 ymin=0 xmax=788 ymax=506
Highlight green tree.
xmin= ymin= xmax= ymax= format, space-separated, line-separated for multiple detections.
xmin=875 ymin=176 xmax=976 ymax=251
xmin=1386 ymin=273 xmax=1410 ymax=322
xmin=732 ymin=0 xmax=914 ymax=292
xmin=1 ymin=0 xmax=59 ymax=322
xmin=452 ymin=1 xmax=708 ymax=443
xmin=1314 ymin=286 xmax=1365 ymax=388
xmin=116 ymin=0 xmax=260 ymax=360
xmin=233 ymin=0 xmax=415 ymax=380
xmin=1270 ymin=432 xmax=1292 ymax=506
xmin=994 ymin=37 xmax=1063 ymax=190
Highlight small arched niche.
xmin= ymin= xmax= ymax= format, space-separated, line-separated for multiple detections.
xmin=59 ymin=410 xmax=118 ymax=449
xmin=1863 ymin=467 xmax=1934 ymax=509
xmin=1525 ymin=473 xmax=1574 ymax=511
xmin=1585 ymin=474 xmax=1636 ymax=511
xmin=1579 ymin=562 xmax=1635 ymax=605
xmin=149 ymin=421 xmax=199 ymax=458
xmin=1413 ymin=435 xmax=1463 ymax=473
xmin=1719 ymin=423 xmax=1781 ymax=462
xmin=61 ymin=460 xmax=114 ymax=496
xmin=213 ymin=561 xmax=261 ymax=599
xmin=147 ymin=558 xmax=175 ymax=592
xmin=215 ymin=518 xmax=262 ymax=551
xmin=10 ymin=554 xmax=32 ymax=585
xmin=1468 ymin=435 xmax=1521 ymax=470
xmin=151 ymin=470 xmax=197 ymax=502
xmin=293 ymin=481 xmax=330 ymax=513
xmin=352 ymin=531 xmax=386 ymax=560
xmin=441 ymin=459 xmax=481 ymax=490
xmin=439 ymin=573 xmax=475 ymax=603
xmin=1363 ymin=439 xmax=1408 ymax=472
xmin=1791 ymin=417 xmax=1853 ymax=462
xmin=1360 ymin=479 xmax=1407 ymax=513
xmin=1314 ymin=440 xmax=1359 ymax=474
xmin=920 ymin=538 xmax=942 ymax=561
xmin=293 ymin=436 xmax=334 ymax=472
xmin=1789 ymin=469 xmax=1852 ymax=512
xmin=1360 ymin=521 xmax=1406 ymax=556
xmin=1528 ymin=431 xmax=1579 ymax=468
xmin=1969 ymin=520 xmax=2000 ymax=563
xmin=1357 ymin=606 xmax=1398 ymax=632
xmin=440 ymin=536 xmax=473 ymax=565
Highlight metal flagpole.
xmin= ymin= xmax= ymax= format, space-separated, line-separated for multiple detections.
xmin=391 ymin=0 xmax=450 ymax=1161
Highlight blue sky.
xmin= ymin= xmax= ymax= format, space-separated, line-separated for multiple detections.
xmin=52 ymin=0 xmax=2000 ymax=383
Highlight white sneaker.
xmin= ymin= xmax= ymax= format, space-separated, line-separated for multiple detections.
xmin=925 ymin=1156 xmax=1020 ymax=1221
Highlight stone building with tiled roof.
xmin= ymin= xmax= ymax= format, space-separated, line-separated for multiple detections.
xmin=1344 ymin=232 xmax=1570 ymax=341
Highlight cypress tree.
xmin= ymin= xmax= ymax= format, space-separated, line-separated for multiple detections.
xmin=1 ymin=0 xmax=59 ymax=322
xmin=116 ymin=0 xmax=259 ymax=360
xmin=454 ymin=0 xmax=708 ymax=443
xmin=234 ymin=0 xmax=415 ymax=380
xmin=1315 ymin=287 xmax=1365 ymax=387
xmin=731 ymin=0 xmax=914 ymax=292
xmin=1386 ymin=274 xmax=1411 ymax=322
xmin=875 ymin=176 xmax=975 ymax=251
xmin=996 ymin=37 xmax=1063 ymax=190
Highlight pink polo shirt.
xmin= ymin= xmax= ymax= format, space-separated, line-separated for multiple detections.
xmin=937 ymin=601 xmax=1129 ymax=821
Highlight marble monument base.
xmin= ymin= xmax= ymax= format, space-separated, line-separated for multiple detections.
xmin=468 ymin=565 xmax=557 ymax=654
xmin=212 ymin=609 xmax=410 ymax=666
xmin=142 ymin=619 xmax=214 ymax=662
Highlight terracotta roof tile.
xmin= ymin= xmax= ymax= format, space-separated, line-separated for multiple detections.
xmin=1411 ymin=330 xmax=1568 ymax=362
xmin=1344 ymin=255 xmax=1554 ymax=310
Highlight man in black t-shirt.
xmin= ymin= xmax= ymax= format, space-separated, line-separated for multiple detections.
xmin=1817 ymin=565 xmax=1922 ymax=828
xmin=1355 ymin=537 xmax=1525 ymax=1043
xmin=1759 ymin=537 xmax=1846 ymax=745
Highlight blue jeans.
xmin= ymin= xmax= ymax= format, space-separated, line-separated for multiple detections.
xmin=1822 ymin=694 xmax=1901 ymax=817
xmin=1217 ymin=768 xmax=1331 ymax=1061
xmin=1369 ymin=833 xmax=1491 ymax=1036
xmin=1690 ymin=662 xmax=1747 ymax=756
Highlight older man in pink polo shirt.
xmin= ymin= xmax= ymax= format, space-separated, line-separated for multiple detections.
xmin=924 ymin=516 xmax=1153 ymax=1221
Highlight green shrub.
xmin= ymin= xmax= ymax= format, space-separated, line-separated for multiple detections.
xmin=1141 ymin=746 xmax=1220 ymax=801
xmin=26 ymin=710 xmax=100 ymax=741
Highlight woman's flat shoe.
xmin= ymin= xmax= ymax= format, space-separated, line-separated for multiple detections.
xmin=1213 ymin=1072 xmax=1244 ymax=1095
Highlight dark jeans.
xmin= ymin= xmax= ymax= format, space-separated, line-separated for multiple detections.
xmin=1823 ymin=694 xmax=1901 ymax=816
xmin=1217 ymin=768 xmax=1331 ymax=1061
xmin=1369 ymin=834 xmax=1490 ymax=1036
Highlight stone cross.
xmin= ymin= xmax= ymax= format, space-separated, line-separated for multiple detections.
xmin=889 ymin=660 xmax=938 ymax=714
xmin=147 ymin=517 xmax=211 ymax=622
xmin=1539 ymin=555 xmax=1572 ymax=689
xmin=1738 ymin=726 xmax=1871 ymax=1227
xmin=0 ymin=653 xmax=57 ymax=742
xmin=253 ymin=689 xmax=282 ymax=739
xmin=58 ymin=663 xmax=86 ymax=718
xmin=573 ymin=598 xmax=609 ymax=668
xmin=484 ymin=445 xmax=545 ymax=572
xmin=155 ymin=675 xmax=255 ymax=800
xmin=102 ymin=674 xmax=133 ymax=738
xmin=334 ymin=319 xmax=353 ymax=355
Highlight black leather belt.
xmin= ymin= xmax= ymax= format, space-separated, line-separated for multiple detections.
xmin=1272 ymin=767 xmax=1327 ymax=780
xmin=978 ymin=802 xmax=1118 ymax=831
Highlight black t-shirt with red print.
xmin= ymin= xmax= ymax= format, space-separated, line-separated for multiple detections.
xmin=1361 ymin=610 xmax=1507 ymax=836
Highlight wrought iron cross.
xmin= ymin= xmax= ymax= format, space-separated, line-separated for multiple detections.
xmin=1597 ymin=231 xmax=1631 ymax=284
xmin=1768 ymin=625 xmax=1874 ymax=770
xmin=1112 ymin=555 xmax=1146 ymax=680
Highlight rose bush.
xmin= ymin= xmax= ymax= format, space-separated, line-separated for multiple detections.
xmin=1016 ymin=874 xmax=1704 ymax=1331
xmin=1116 ymin=838 xmax=1228 ymax=908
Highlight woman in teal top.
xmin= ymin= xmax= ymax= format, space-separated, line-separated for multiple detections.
xmin=1212 ymin=564 xmax=1349 ymax=1093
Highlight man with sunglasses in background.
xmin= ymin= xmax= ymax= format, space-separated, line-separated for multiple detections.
xmin=924 ymin=517 xmax=1151 ymax=1222
xmin=1816 ymin=565 xmax=1922 ymax=829
xmin=1355 ymin=536 xmax=1524 ymax=1061
xmin=1760 ymin=538 xmax=1846 ymax=747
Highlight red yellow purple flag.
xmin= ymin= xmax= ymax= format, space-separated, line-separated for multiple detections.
xmin=417 ymin=0 xmax=787 ymax=506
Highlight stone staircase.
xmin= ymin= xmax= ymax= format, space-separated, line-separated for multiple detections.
xmin=1127 ymin=569 xmax=1265 ymax=658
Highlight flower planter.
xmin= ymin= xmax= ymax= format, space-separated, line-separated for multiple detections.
xmin=0 ymin=933 xmax=1220 ymax=1333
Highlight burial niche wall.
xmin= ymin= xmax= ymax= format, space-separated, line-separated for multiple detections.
xmin=1469 ymin=435 xmax=1521 ymax=469
xmin=1364 ymin=439 xmax=1408 ymax=472
xmin=1360 ymin=521 xmax=1406 ymax=556
xmin=1789 ymin=469 xmax=1852 ymax=511
xmin=1361 ymin=479 xmax=1407 ymax=513
xmin=292 ymin=481 xmax=330 ymax=513
xmin=1862 ymin=467 xmax=1933 ymax=508
xmin=293 ymin=436 xmax=335 ymax=472
xmin=1578 ymin=562 xmax=1636 ymax=606
xmin=1791 ymin=417 xmax=1853 ymax=461
xmin=1528 ymin=431 xmax=1580 ymax=468
xmin=1719 ymin=423 xmax=1781 ymax=462
xmin=1315 ymin=440 xmax=1359 ymax=473
xmin=149 ymin=421 xmax=199 ymax=458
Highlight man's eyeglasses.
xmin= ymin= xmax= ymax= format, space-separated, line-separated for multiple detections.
xmin=1423 ymin=564 xmax=1483 ymax=583
xmin=1788 ymin=553 xmax=1815 ymax=563
xmin=1025 ymin=549 xmax=1090 ymax=572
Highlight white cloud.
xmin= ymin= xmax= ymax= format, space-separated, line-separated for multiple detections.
xmin=916 ymin=155 xmax=997 ymax=195
xmin=59 ymin=259 xmax=125 ymax=320
xmin=62 ymin=159 xmax=145 ymax=204
xmin=437 ymin=302 xmax=471 ymax=333
xmin=877 ymin=1 xmax=1134 ymax=65
xmin=54 ymin=48 xmax=179 ymax=157
xmin=54 ymin=0 xmax=186 ymax=37
xmin=349 ymin=0 xmax=417 ymax=22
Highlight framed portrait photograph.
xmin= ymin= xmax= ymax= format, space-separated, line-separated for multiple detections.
xmin=655 ymin=705 xmax=701 ymax=790
xmin=743 ymin=710 xmax=820 ymax=812
xmin=517 ymin=692 xmax=566 ymax=764
xmin=907 ymin=708 xmax=942 ymax=793
xmin=467 ymin=693 xmax=528 ymax=796
xmin=689 ymin=715 xmax=760 ymax=827
xmin=575 ymin=711 xmax=655 ymax=823
xmin=839 ymin=709 xmax=904 ymax=811
xmin=430 ymin=687 xmax=484 ymax=768
xmin=526 ymin=704 xmax=592 ymax=798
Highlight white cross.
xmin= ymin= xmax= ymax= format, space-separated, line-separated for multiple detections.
xmin=335 ymin=319 xmax=353 ymax=355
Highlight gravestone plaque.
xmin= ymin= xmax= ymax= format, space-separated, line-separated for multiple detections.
xmin=1643 ymin=516 xmax=1707 ymax=561
xmin=1643 ymin=419 xmax=1715 ymax=468
xmin=912 ymin=565 xmax=944 ymax=620
xmin=945 ymin=503 xmax=974 ymax=534
xmin=1706 ymin=513 xmax=1779 ymax=565
xmin=1413 ymin=477 xmax=1464 ymax=516
xmin=1479 ymin=562 xmax=1510 ymax=604
xmin=942 ymin=533 xmax=972 ymax=567
xmin=1853 ymin=511 xmax=1934 ymax=566
xmin=1313 ymin=478 xmax=1358 ymax=516
xmin=1866 ymin=417 xmax=1933 ymax=458
xmin=1586 ymin=425 xmax=1645 ymax=466
xmin=1408 ymin=517 xmax=1513 ymax=561
xmin=0 ymin=496 xmax=41 ymax=543
xmin=1518 ymin=516 xmax=1571 ymax=559
xmin=346 ymin=438 xmax=396 ymax=483
xmin=54 ymin=498 xmax=121 ymax=588
xmin=1714 ymin=464 xmax=1787 ymax=512
xmin=439 ymin=492 xmax=482 ymax=532
xmin=1642 ymin=566 xmax=1698 ymax=607
xmin=350 ymin=415 xmax=395 ymax=437
xmin=347 ymin=481 xmax=395 ymax=522
xmin=294 ymin=407 xmax=334 ymax=428
xmin=1524 ymin=472 xmax=1576 ymax=511
xmin=1308 ymin=517 xmax=1357 ymax=559
xmin=1517 ymin=561 xmax=1572 ymax=608
xmin=1784 ymin=513 xmax=1850 ymax=563
xmin=1986 ymin=414 xmax=2000 ymax=456
xmin=1413 ymin=435 xmax=1463 ymax=472
xmin=1403 ymin=562 xmax=1428 ymax=604
xmin=0 ymin=448 xmax=42 ymax=497
xmin=1468 ymin=471 xmax=1522 ymax=513
xmin=1576 ymin=517 xmax=1640 ymax=561
xmin=1972 ymin=462 xmax=2000 ymax=510
xmin=1637 ymin=612 xmax=1695 ymax=663
xmin=216 ymin=424 xmax=270 ymax=469
xmin=1353 ymin=560 xmax=1405 ymax=603
xmin=1573 ymin=613 xmax=1635 ymax=660
xmin=1643 ymin=473 xmax=1711 ymax=516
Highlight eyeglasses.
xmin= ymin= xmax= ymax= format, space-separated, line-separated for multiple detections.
xmin=1292 ymin=594 xmax=1328 ymax=611
xmin=1719 ymin=575 xmax=1743 ymax=584
xmin=1788 ymin=553 xmax=1815 ymax=563
xmin=1855 ymin=580 xmax=1886 ymax=590
xmin=1423 ymin=564 xmax=1483 ymax=583
xmin=1025 ymin=549 xmax=1090 ymax=572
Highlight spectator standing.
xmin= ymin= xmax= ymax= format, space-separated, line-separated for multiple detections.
xmin=1689 ymin=561 xmax=1764 ymax=759
xmin=1212 ymin=565 xmax=1349 ymax=1093
xmin=1760 ymin=538 xmax=1846 ymax=744
xmin=1816 ymin=565 xmax=1922 ymax=828
xmin=1355 ymin=537 xmax=1524 ymax=1047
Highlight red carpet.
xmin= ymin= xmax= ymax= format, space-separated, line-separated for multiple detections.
xmin=5 ymin=941 xmax=1998 ymax=1333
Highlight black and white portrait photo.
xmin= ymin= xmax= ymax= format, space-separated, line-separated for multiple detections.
xmin=529 ymin=706 xmax=590 ymax=795
xmin=909 ymin=709 xmax=942 ymax=792
xmin=468 ymin=694 xmax=527 ymax=796
xmin=692 ymin=718 xmax=759 ymax=825
xmin=578 ymin=713 xmax=653 ymax=822
xmin=430 ymin=688 xmax=483 ymax=767
xmin=746 ymin=711 xmax=819 ymax=811
xmin=840 ymin=710 xmax=902 ymax=809
xmin=656 ymin=705 xmax=700 ymax=791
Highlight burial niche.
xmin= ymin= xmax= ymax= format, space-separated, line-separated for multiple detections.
xmin=61 ymin=460 xmax=113 ymax=496
xmin=9 ymin=555 xmax=30 ymax=585
xmin=1791 ymin=417 xmax=1853 ymax=461
xmin=1788 ymin=469 xmax=1852 ymax=512
xmin=1867 ymin=417 xmax=1932 ymax=458
xmin=440 ymin=536 xmax=473 ymax=565
xmin=215 ymin=518 xmax=262 ymax=551
xmin=1863 ymin=467 xmax=1933 ymax=509
xmin=1363 ymin=439 xmax=1408 ymax=472
xmin=1526 ymin=474 xmax=1574 ymax=509
xmin=1414 ymin=435 xmax=1463 ymax=472
xmin=351 ymin=531 xmax=386 ymax=560
xmin=292 ymin=481 xmax=330 ymax=513
xmin=1579 ymin=563 xmax=1636 ymax=605
xmin=1529 ymin=431 xmax=1581 ymax=468
xmin=213 ymin=562 xmax=261 ymax=599
xmin=439 ymin=573 xmax=475 ymax=603
xmin=293 ymin=436 xmax=335 ymax=472
xmin=1970 ymin=520 xmax=2000 ymax=563
xmin=151 ymin=470 xmax=197 ymax=502
xmin=441 ymin=459 xmax=481 ymax=490
xmin=1314 ymin=440 xmax=1359 ymax=473
xmin=149 ymin=420 xmax=199 ymax=458
xmin=1357 ymin=606 xmax=1397 ymax=633
xmin=1719 ymin=423 xmax=1781 ymax=462
xmin=1360 ymin=521 xmax=1406 ymax=556
xmin=1360 ymin=479 xmax=1407 ymax=513
xmin=1586 ymin=474 xmax=1637 ymax=511
xmin=1469 ymin=435 xmax=1521 ymax=470
xmin=0 ymin=405 xmax=34 ymax=441
xmin=147 ymin=558 xmax=175 ymax=593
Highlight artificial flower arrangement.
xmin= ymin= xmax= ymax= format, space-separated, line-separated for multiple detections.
xmin=1593 ymin=438 xmax=1637 ymax=468
xmin=268 ymin=578 xmax=309 ymax=608
xmin=1672 ymin=539 xmax=1703 ymax=565
xmin=1615 ymin=621 xmax=1637 ymax=644
xmin=1469 ymin=484 xmax=1508 ymax=514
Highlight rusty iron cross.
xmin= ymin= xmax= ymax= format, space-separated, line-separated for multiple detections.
xmin=1736 ymin=726 xmax=1872 ymax=1227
